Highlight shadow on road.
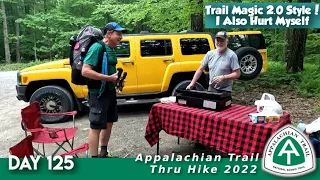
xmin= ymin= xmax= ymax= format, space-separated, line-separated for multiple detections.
xmin=118 ymin=103 xmax=154 ymax=114
xmin=76 ymin=102 xmax=155 ymax=118
xmin=166 ymin=143 xmax=229 ymax=157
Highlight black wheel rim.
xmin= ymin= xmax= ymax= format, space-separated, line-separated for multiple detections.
xmin=39 ymin=95 xmax=63 ymax=113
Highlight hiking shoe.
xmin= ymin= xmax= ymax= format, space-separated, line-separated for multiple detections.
xmin=99 ymin=152 xmax=112 ymax=158
xmin=105 ymin=152 xmax=112 ymax=158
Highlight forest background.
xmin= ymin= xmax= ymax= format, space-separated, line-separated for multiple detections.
xmin=0 ymin=0 xmax=320 ymax=101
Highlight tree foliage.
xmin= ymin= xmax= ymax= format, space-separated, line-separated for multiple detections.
xmin=0 ymin=0 xmax=320 ymax=72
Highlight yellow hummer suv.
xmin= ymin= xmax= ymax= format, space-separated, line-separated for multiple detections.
xmin=16 ymin=30 xmax=267 ymax=123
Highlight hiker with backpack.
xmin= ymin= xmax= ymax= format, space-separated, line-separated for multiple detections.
xmin=76 ymin=22 xmax=127 ymax=158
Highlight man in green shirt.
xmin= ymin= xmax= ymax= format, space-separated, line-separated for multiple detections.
xmin=82 ymin=22 xmax=127 ymax=158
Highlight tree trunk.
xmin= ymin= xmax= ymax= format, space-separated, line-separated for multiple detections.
xmin=1 ymin=1 xmax=11 ymax=64
xmin=24 ymin=0 xmax=30 ymax=14
xmin=284 ymin=29 xmax=292 ymax=63
xmin=284 ymin=0 xmax=292 ymax=63
xmin=33 ymin=5 xmax=37 ymax=61
xmin=33 ymin=32 xmax=37 ymax=61
xmin=286 ymin=0 xmax=310 ymax=73
xmin=191 ymin=14 xmax=203 ymax=32
xmin=16 ymin=22 xmax=21 ymax=63
xmin=286 ymin=29 xmax=308 ymax=73
xmin=190 ymin=0 xmax=203 ymax=32
xmin=44 ymin=0 xmax=52 ymax=60
xmin=136 ymin=20 xmax=142 ymax=33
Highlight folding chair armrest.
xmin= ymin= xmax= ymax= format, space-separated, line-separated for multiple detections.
xmin=36 ymin=128 xmax=66 ymax=139
xmin=27 ymin=128 xmax=64 ymax=134
xmin=27 ymin=128 xmax=48 ymax=133
xmin=40 ymin=111 xmax=77 ymax=116
xmin=60 ymin=143 xmax=89 ymax=157
xmin=41 ymin=111 xmax=77 ymax=128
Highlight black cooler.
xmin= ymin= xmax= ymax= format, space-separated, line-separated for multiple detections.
xmin=175 ymin=89 xmax=232 ymax=111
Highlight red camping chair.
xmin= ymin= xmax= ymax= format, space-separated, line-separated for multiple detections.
xmin=9 ymin=135 xmax=89 ymax=158
xmin=9 ymin=135 xmax=34 ymax=158
xmin=20 ymin=102 xmax=78 ymax=157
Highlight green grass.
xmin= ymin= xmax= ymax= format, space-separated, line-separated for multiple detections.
xmin=236 ymin=61 xmax=320 ymax=98
xmin=0 ymin=59 xmax=52 ymax=71
xmin=313 ymin=106 xmax=320 ymax=112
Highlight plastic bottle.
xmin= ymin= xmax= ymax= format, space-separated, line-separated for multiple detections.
xmin=76 ymin=60 xmax=83 ymax=70
xmin=80 ymin=47 xmax=86 ymax=60
xmin=76 ymin=48 xmax=86 ymax=69
xmin=296 ymin=120 xmax=306 ymax=132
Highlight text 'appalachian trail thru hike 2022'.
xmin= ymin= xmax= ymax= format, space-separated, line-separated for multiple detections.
xmin=205 ymin=2 xmax=320 ymax=28
xmin=4 ymin=125 xmax=320 ymax=180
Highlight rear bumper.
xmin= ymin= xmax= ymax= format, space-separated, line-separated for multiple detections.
xmin=16 ymin=84 xmax=28 ymax=102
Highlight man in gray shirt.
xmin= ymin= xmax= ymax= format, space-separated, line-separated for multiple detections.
xmin=186 ymin=31 xmax=241 ymax=93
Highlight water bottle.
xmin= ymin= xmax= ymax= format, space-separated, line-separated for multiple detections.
xmin=76 ymin=48 xmax=86 ymax=70
xmin=297 ymin=120 xmax=306 ymax=132
xmin=76 ymin=60 xmax=83 ymax=70
xmin=80 ymin=47 xmax=86 ymax=61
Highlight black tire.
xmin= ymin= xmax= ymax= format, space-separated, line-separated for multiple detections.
xmin=171 ymin=80 xmax=205 ymax=96
xmin=235 ymin=47 xmax=263 ymax=81
xmin=29 ymin=85 xmax=75 ymax=124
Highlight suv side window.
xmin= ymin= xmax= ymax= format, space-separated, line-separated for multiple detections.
xmin=228 ymin=34 xmax=266 ymax=51
xmin=248 ymin=34 xmax=266 ymax=49
xmin=115 ymin=41 xmax=130 ymax=58
xmin=141 ymin=40 xmax=172 ymax=56
xmin=180 ymin=38 xmax=210 ymax=55
xmin=228 ymin=35 xmax=248 ymax=50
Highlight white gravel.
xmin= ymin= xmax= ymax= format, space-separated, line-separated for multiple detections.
xmin=0 ymin=71 xmax=196 ymax=158
xmin=0 ymin=71 xmax=28 ymax=157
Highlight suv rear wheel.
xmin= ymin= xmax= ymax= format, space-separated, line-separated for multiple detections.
xmin=235 ymin=47 xmax=263 ymax=81
xmin=171 ymin=80 xmax=205 ymax=96
xmin=29 ymin=85 xmax=75 ymax=124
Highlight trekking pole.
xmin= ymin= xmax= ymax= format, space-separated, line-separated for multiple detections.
xmin=116 ymin=68 xmax=123 ymax=92
xmin=118 ymin=72 xmax=127 ymax=93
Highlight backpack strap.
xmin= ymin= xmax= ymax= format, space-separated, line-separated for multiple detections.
xmin=96 ymin=41 xmax=108 ymax=98
xmin=96 ymin=41 xmax=106 ymax=71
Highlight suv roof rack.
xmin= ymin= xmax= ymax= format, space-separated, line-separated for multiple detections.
xmin=179 ymin=30 xmax=195 ymax=33
xmin=140 ymin=31 xmax=150 ymax=34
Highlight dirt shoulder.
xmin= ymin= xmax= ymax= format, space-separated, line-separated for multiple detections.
xmin=232 ymin=82 xmax=320 ymax=124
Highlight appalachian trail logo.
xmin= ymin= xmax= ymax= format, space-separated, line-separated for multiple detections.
xmin=262 ymin=125 xmax=316 ymax=177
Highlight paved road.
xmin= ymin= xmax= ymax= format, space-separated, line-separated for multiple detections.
xmin=0 ymin=71 xmax=200 ymax=158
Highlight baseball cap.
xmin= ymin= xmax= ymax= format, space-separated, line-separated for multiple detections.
xmin=215 ymin=31 xmax=229 ymax=40
xmin=103 ymin=22 xmax=127 ymax=34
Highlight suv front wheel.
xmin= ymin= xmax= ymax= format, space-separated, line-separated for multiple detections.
xmin=235 ymin=47 xmax=263 ymax=81
xmin=29 ymin=85 xmax=75 ymax=124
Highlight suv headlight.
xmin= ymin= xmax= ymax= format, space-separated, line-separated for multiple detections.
xmin=17 ymin=71 xmax=21 ymax=85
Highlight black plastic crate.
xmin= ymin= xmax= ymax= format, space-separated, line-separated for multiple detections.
xmin=175 ymin=89 xmax=231 ymax=100
xmin=176 ymin=95 xmax=232 ymax=111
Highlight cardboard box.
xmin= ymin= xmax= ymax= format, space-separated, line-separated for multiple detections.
xmin=249 ymin=113 xmax=281 ymax=124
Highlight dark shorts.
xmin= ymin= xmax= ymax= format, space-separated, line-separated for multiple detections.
xmin=88 ymin=89 xmax=118 ymax=129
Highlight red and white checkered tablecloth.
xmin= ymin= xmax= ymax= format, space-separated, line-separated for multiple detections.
xmin=145 ymin=103 xmax=291 ymax=156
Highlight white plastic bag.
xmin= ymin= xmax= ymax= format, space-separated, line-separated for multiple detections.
xmin=306 ymin=117 xmax=320 ymax=134
xmin=254 ymin=93 xmax=283 ymax=116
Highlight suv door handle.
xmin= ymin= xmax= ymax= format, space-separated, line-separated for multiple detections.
xmin=163 ymin=58 xmax=174 ymax=62
xmin=122 ymin=60 xmax=134 ymax=65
